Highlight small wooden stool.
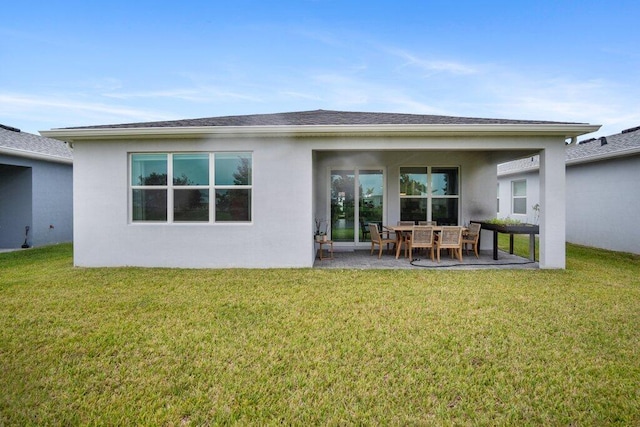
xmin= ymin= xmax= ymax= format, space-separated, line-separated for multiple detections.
xmin=316 ymin=239 xmax=334 ymax=260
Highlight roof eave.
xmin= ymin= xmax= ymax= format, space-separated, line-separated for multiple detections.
xmin=41 ymin=123 xmax=601 ymax=143
xmin=0 ymin=146 xmax=73 ymax=164
xmin=566 ymin=146 xmax=640 ymax=166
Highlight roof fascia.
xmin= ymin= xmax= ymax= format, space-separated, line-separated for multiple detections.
xmin=0 ymin=147 xmax=73 ymax=164
xmin=41 ymin=123 xmax=601 ymax=143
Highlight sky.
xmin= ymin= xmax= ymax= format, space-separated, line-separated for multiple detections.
xmin=1 ymin=1 xmax=639 ymax=138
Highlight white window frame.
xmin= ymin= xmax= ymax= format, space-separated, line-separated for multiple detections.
xmin=511 ymin=179 xmax=527 ymax=215
xmin=399 ymin=166 xmax=460 ymax=224
xmin=129 ymin=152 xmax=252 ymax=224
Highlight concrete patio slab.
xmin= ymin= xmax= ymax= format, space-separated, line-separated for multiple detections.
xmin=313 ymin=249 xmax=538 ymax=270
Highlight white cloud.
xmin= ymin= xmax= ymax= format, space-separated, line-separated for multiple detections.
xmin=388 ymin=49 xmax=479 ymax=76
xmin=0 ymin=93 xmax=172 ymax=129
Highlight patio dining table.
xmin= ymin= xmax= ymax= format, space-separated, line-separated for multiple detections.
xmin=385 ymin=225 xmax=464 ymax=259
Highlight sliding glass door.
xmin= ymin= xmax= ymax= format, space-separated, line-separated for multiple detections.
xmin=330 ymin=168 xmax=384 ymax=243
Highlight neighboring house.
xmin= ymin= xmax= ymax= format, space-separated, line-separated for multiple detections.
xmin=498 ymin=126 xmax=640 ymax=254
xmin=0 ymin=124 xmax=73 ymax=249
xmin=42 ymin=110 xmax=598 ymax=269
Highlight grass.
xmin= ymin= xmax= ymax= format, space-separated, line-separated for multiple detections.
xmin=498 ymin=233 xmax=539 ymax=260
xmin=1 ymin=244 xmax=639 ymax=425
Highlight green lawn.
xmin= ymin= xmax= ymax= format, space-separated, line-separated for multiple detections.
xmin=1 ymin=244 xmax=639 ymax=425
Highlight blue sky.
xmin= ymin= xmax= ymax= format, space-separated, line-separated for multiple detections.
xmin=1 ymin=1 xmax=638 ymax=138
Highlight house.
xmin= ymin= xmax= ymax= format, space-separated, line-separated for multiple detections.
xmin=498 ymin=126 xmax=640 ymax=254
xmin=41 ymin=110 xmax=599 ymax=269
xmin=0 ymin=124 xmax=73 ymax=249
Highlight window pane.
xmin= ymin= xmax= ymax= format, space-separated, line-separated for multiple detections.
xmin=174 ymin=189 xmax=209 ymax=222
xmin=432 ymin=168 xmax=458 ymax=195
xmin=513 ymin=198 xmax=527 ymax=214
xmin=400 ymin=198 xmax=427 ymax=222
xmin=173 ymin=154 xmax=209 ymax=185
xmin=432 ymin=198 xmax=458 ymax=225
xmin=131 ymin=154 xmax=167 ymax=186
xmin=400 ymin=167 xmax=427 ymax=196
xmin=215 ymin=189 xmax=251 ymax=222
xmin=132 ymin=189 xmax=167 ymax=221
xmin=215 ymin=153 xmax=252 ymax=185
xmin=513 ymin=180 xmax=526 ymax=197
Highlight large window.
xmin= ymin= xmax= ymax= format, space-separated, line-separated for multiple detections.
xmin=400 ymin=166 xmax=459 ymax=225
xmin=130 ymin=152 xmax=252 ymax=223
xmin=511 ymin=180 xmax=526 ymax=215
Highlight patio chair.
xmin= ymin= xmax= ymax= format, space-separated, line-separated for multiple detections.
xmin=462 ymin=222 xmax=481 ymax=258
xmin=360 ymin=219 xmax=370 ymax=240
xmin=397 ymin=221 xmax=415 ymax=258
xmin=418 ymin=220 xmax=437 ymax=226
xmin=409 ymin=226 xmax=435 ymax=261
xmin=435 ymin=226 xmax=463 ymax=262
xmin=368 ymin=223 xmax=396 ymax=258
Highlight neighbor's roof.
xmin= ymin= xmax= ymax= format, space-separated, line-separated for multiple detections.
xmin=41 ymin=109 xmax=600 ymax=142
xmin=498 ymin=125 xmax=640 ymax=175
xmin=0 ymin=124 xmax=73 ymax=164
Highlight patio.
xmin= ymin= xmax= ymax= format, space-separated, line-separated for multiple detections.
xmin=313 ymin=248 xmax=538 ymax=269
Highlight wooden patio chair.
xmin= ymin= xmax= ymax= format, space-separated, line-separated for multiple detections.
xmin=359 ymin=219 xmax=370 ymax=240
xmin=462 ymin=222 xmax=481 ymax=258
xmin=409 ymin=226 xmax=435 ymax=261
xmin=418 ymin=220 xmax=437 ymax=226
xmin=368 ymin=223 xmax=396 ymax=258
xmin=396 ymin=221 xmax=415 ymax=258
xmin=435 ymin=226 xmax=463 ymax=262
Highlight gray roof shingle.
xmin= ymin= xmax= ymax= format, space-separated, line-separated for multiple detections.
xmin=62 ymin=109 xmax=584 ymax=130
xmin=0 ymin=125 xmax=73 ymax=160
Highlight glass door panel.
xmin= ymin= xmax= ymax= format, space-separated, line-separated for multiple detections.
xmin=359 ymin=169 xmax=384 ymax=240
xmin=331 ymin=170 xmax=355 ymax=242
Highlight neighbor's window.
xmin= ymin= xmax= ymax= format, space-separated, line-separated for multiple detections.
xmin=400 ymin=166 xmax=459 ymax=225
xmin=130 ymin=152 xmax=252 ymax=223
xmin=512 ymin=180 xmax=527 ymax=215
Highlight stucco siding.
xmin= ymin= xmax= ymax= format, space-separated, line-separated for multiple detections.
xmin=68 ymin=132 xmax=568 ymax=268
xmin=498 ymin=170 xmax=540 ymax=225
xmin=72 ymin=138 xmax=312 ymax=268
xmin=566 ymin=155 xmax=640 ymax=254
xmin=0 ymin=154 xmax=72 ymax=248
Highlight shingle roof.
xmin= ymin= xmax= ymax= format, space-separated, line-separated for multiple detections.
xmin=0 ymin=124 xmax=73 ymax=160
xmin=63 ymin=109 xmax=583 ymax=129
xmin=498 ymin=126 xmax=640 ymax=174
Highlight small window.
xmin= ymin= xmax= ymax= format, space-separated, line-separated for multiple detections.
xmin=512 ymin=180 xmax=527 ymax=215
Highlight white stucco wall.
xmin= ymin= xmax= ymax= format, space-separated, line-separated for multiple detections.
xmin=566 ymin=155 xmax=640 ymax=254
xmin=73 ymin=137 xmax=312 ymax=268
xmin=498 ymin=169 xmax=541 ymax=225
xmin=72 ymin=133 xmax=567 ymax=268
